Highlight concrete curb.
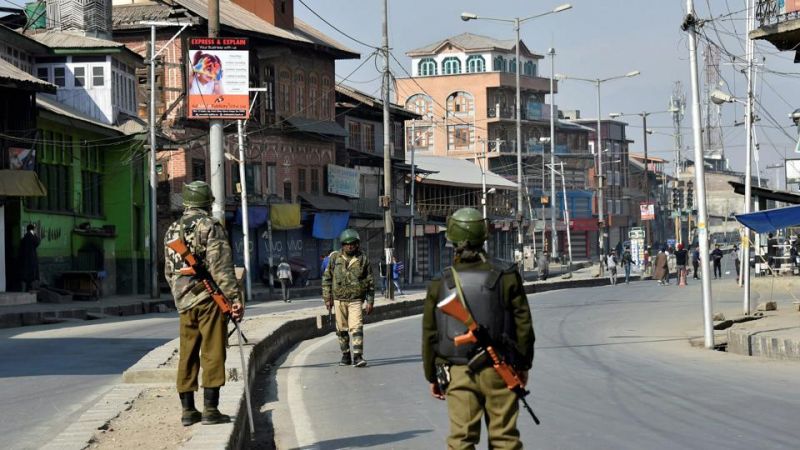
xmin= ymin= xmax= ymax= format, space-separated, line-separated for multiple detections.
xmin=0 ymin=299 xmax=174 ymax=329
xmin=726 ymin=326 xmax=800 ymax=360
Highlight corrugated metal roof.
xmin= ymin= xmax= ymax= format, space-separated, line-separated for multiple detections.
xmin=407 ymin=32 xmax=540 ymax=58
xmin=37 ymin=95 xmax=145 ymax=135
xmin=0 ymin=59 xmax=56 ymax=93
xmin=112 ymin=3 xmax=176 ymax=29
xmin=285 ymin=116 xmax=347 ymax=137
xmin=408 ymin=154 xmax=517 ymax=190
xmin=0 ymin=24 xmax=51 ymax=54
xmin=298 ymin=192 xmax=352 ymax=211
xmin=28 ymin=30 xmax=127 ymax=48
xmin=336 ymin=84 xmax=419 ymax=118
xmin=172 ymin=0 xmax=357 ymax=57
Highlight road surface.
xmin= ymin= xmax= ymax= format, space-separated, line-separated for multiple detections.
xmin=266 ymin=279 xmax=800 ymax=449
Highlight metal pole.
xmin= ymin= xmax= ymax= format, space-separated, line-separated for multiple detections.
xmin=149 ymin=25 xmax=159 ymax=298
xmin=267 ymin=220 xmax=274 ymax=300
xmin=480 ymin=140 xmax=488 ymax=220
xmin=382 ymin=0 xmax=394 ymax=300
xmin=515 ymin=18 xmax=524 ymax=265
xmin=237 ymin=120 xmax=252 ymax=303
xmin=208 ymin=0 xmax=224 ymax=223
xmin=685 ymin=0 xmax=715 ymax=348
xmin=596 ymin=80 xmax=605 ymax=261
xmin=742 ymin=0 xmax=754 ymax=315
xmin=559 ymin=162 xmax=573 ymax=275
xmin=409 ymin=120 xmax=416 ymax=286
xmin=549 ymin=48 xmax=558 ymax=261
xmin=643 ymin=113 xmax=652 ymax=248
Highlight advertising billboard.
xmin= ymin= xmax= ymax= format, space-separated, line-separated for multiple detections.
xmin=640 ymin=202 xmax=655 ymax=221
xmin=187 ymin=37 xmax=249 ymax=119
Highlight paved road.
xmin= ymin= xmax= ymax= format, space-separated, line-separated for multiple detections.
xmin=0 ymin=292 xmax=380 ymax=450
xmin=267 ymin=279 xmax=800 ymax=449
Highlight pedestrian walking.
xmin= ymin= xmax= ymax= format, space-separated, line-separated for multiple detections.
xmin=164 ymin=181 xmax=243 ymax=426
xmin=643 ymin=247 xmax=651 ymax=276
xmin=692 ymin=246 xmax=700 ymax=279
xmin=19 ymin=223 xmax=40 ymax=292
xmin=322 ymin=229 xmax=375 ymax=367
xmin=733 ymin=244 xmax=741 ymax=278
xmin=277 ymin=257 xmax=293 ymax=303
xmin=675 ymin=243 xmax=688 ymax=285
xmin=391 ymin=256 xmax=404 ymax=295
xmin=622 ymin=245 xmax=633 ymax=284
xmin=711 ymin=244 xmax=724 ymax=279
xmin=538 ymin=251 xmax=549 ymax=281
xmin=422 ymin=207 xmax=534 ymax=449
xmin=606 ymin=250 xmax=619 ymax=285
xmin=654 ymin=247 xmax=669 ymax=285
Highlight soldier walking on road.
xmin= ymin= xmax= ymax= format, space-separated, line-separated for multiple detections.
xmin=322 ymin=229 xmax=375 ymax=367
xmin=422 ymin=207 xmax=534 ymax=449
xmin=164 ymin=181 xmax=243 ymax=426
xmin=622 ymin=245 xmax=633 ymax=284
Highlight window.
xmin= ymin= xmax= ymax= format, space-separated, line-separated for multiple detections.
xmin=52 ymin=67 xmax=65 ymax=87
xmin=28 ymin=131 xmax=73 ymax=212
xmin=192 ymin=158 xmax=206 ymax=182
xmin=264 ymin=66 xmax=275 ymax=113
xmin=418 ymin=58 xmax=437 ymax=76
xmin=294 ymin=71 xmax=305 ymax=114
xmin=407 ymin=125 xmax=433 ymax=150
xmin=447 ymin=124 xmax=474 ymax=150
xmin=348 ymin=121 xmax=362 ymax=149
xmin=74 ymin=66 xmax=85 ymax=87
xmin=92 ymin=66 xmax=105 ymax=86
xmin=363 ymin=123 xmax=375 ymax=152
xmin=308 ymin=73 xmax=318 ymax=118
xmin=524 ymin=61 xmax=536 ymax=77
xmin=321 ymin=76 xmax=332 ymax=119
xmin=232 ymin=163 xmax=263 ymax=195
xmin=405 ymin=94 xmax=432 ymax=116
xmin=442 ymin=57 xmax=461 ymax=75
xmin=37 ymin=66 xmax=48 ymax=81
xmin=267 ymin=164 xmax=277 ymax=194
xmin=446 ymin=91 xmax=474 ymax=115
xmin=466 ymin=55 xmax=485 ymax=73
xmin=311 ymin=168 xmax=320 ymax=194
xmin=279 ymin=70 xmax=291 ymax=113
xmin=493 ymin=56 xmax=506 ymax=72
xmin=283 ymin=181 xmax=292 ymax=202
xmin=81 ymin=145 xmax=103 ymax=216
xmin=298 ymin=168 xmax=306 ymax=193
xmin=509 ymin=58 xmax=517 ymax=73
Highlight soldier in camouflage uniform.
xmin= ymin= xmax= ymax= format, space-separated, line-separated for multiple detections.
xmin=422 ymin=207 xmax=534 ymax=449
xmin=164 ymin=181 xmax=243 ymax=426
xmin=322 ymin=228 xmax=375 ymax=367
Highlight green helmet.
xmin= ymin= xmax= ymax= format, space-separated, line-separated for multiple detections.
xmin=446 ymin=207 xmax=488 ymax=247
xmin=339 ymin=228 xmax=360 ymax=244
xmin=182 ymin=181 xmax=214 ymax=208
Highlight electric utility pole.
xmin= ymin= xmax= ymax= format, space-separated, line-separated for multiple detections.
xmin=208 ymin=0 xmax=224 ymax=223
xmin=381 ymin=0 xmax=394 ymax=300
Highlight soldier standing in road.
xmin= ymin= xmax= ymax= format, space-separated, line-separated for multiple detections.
xmin=622 ymin=245 xmax=633 ymax=284
xmin=164 ymin=181 xmax=243 ymax=426
xmin=422 ymin=207 xmax=534 ymax=449
xmin=322 ymin=229 xmax=375 ymax=367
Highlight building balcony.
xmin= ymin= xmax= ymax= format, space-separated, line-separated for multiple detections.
xmin=751 ymin=0 xmax=800 ymax=51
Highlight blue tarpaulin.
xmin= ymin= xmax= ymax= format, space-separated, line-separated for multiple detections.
xmin=312 ymin=211 xmax=350 ymax=239
xmin=735 ymin=204 xmax=800 ymax=233
xmin=234 ymin=206 xmax=269 ymax=228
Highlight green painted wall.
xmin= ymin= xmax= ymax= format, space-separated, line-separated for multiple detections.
xmin=21 ymin=114 xmax=147 ymax=295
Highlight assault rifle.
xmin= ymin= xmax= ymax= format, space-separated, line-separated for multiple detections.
xmin=165 ymin=237 xmax=255 ymax=436
xmin=437 ymin=271 xmax=540 ymax=425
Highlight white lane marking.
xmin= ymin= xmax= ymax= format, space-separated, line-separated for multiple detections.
xmin=287 ymin=314 xmax=420 ymax=448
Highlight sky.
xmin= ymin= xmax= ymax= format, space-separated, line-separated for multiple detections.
xmin=293 ymin=0 xmax=800 ymax=186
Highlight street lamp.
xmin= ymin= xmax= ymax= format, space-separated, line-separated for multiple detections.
xmin=713 ymin=88 xmax=753 ymax=315
xmin=555 ymin=70 xmax=640 ymax=258
xmin=609 ymin=110 xmax=671 ymax=248
xmin=461 ymin=3 xmax=572 ymax=265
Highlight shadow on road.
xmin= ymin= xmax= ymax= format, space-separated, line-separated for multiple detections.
xmin=290 ymin=429 xmax=433 ymax=450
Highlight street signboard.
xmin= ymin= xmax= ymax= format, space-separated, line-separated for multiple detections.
xmin=640 ymin=202 xmax=655 ymax=221
xmin=628 ymin=228 xmax=645 ymax=239
xmin=187 ymin=37 xmax=250 ymax=119
xmin=786 ymin=159 xmax=800 ymax=185
xmin=327 ymin=164 xmax=360 ymax=198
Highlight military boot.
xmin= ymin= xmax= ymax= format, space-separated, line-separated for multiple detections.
xmin=179 ymin=392 xmax=202 ymax=426
xmin=339 ymin=352 xmax=352 ymax=366
xmin=202 ymin=387 xmax=231 ymax=425
xmin=352 ymin=353 xmax=367 ymax=367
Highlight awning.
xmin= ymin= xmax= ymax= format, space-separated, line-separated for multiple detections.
xmin=298 ymin=192 xmax=352 ymax=211
xmin=312 ymin=211 xmax=351 ymax=239
xmin=0 ymin=170 xmax=47 ymax=196
xmin=735 ymin=205 xmax=800 ymax=233
xmin=270 ymin=204 xmax=301 ymax=230
xmin=234 ymin=205 xmax=269 ymax=228
xmin=284 ymin=117 xmax=347 ymax=137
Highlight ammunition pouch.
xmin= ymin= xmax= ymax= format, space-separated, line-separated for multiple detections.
xmin=190 ymin=281 xmax=207 ymax=296
xmin=467 ymin=349 xmax=493 ymax=374
xmin=435 ymin=363 xmax=451 ymax=393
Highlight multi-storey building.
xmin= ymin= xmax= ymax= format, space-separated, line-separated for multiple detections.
xmin=751 ymin=0 xmax=800 ymax=59
xmin=112 ymin=0 xmax=359 ymax=285
xmin=396 ymin=32 xmax=600 ymax=260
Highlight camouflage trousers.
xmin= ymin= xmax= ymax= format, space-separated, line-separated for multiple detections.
xmin=334 ymin=300 xmax=364 ymax=356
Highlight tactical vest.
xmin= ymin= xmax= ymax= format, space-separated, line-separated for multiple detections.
xmin=434 ymin=262 xmax=516 ymax=365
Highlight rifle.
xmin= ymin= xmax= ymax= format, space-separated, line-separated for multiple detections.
xmin=165 ymin=237 xmax=255 ymax=436
xmin=437 ymin=270 xmax=540 ymax=425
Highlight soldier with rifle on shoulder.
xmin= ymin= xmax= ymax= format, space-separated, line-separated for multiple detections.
xmin=164 ymin=181 xmax=244 ymax=427
xmin=422 ymin=207 xmax=535 ymax=449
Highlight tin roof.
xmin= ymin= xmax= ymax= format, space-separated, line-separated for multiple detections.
xmin=37 ymin=95 xmax=146 ymax=135
xmin=335 ymin=84 xmax=419 ymax=119
xmin=112 ymin=3 xmax=176 ymax=29
xmin=407 ymin=154 xmax=518 ymax=190
xmin=28 ymin=29 xmax=128 ymax=49
xmin=0 ymin=59 xmax=56 ymax=93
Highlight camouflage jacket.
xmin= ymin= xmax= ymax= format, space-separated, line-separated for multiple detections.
xmin=321 ymin=250 xmax=375 ymax=304
xmin=164 ymin=208 xmax=241 ymax=312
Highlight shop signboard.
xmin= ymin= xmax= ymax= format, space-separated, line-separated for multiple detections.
xmin=187 ymin=37 xmax=249 ymax=119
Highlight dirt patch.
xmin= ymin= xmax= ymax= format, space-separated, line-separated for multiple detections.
xmin=159 ymin=348 xmax=179 ymax=368
xmin=88 ymin=386 xmax=192 ymax=449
